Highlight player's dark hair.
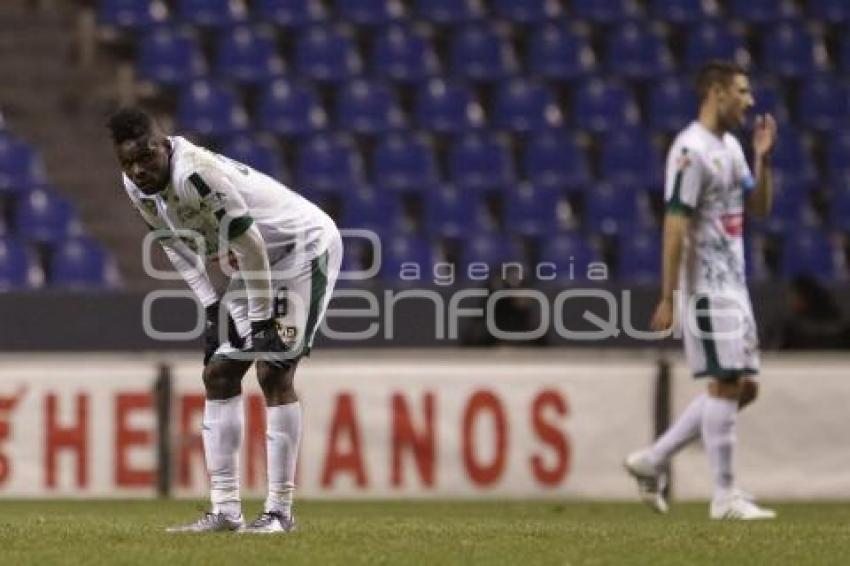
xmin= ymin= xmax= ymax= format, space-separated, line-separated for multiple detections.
xmin=106 ymin=107 xmax=154 ymax=144
xmin=696 ymin=60 xmax=747 ymax=102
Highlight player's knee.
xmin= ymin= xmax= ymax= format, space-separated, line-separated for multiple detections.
xmin=738 ymin=379 xmax=759 ymax=409
xmin=256 ymin=360 xmax=298 ymax=403
xmin=202 ymin=362 xmax=243 ymax=400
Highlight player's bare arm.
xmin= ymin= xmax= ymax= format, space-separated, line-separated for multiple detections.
xmin=749 ymin=113 xmax=777 ymax=218
xmin=651 ymin=212 xmax=689 ymax=332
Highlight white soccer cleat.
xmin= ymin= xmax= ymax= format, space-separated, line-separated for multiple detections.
xmin=624 ymin=449 xmax=669 ymax=514
xmin=165 ymin=512 xmax=245 ymax=533
xmin=710 ymin=490 xmax=777 ymax=520
xmin=239 ymin=511 xmax=297 ymax=534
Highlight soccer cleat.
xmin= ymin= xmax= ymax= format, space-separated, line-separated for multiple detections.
xmin=624 ymin=449 xmax=669 ymax=514
xmin=165 ymin=512 xmax=244 ymax=533
xmin=239 ymin=511 xmax=297 ymax=534
xmin=710 ymin=490 xmax=777 ymax=520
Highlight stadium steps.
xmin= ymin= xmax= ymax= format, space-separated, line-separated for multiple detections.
xmin=0 ymin=0 xmax=152 ymax=288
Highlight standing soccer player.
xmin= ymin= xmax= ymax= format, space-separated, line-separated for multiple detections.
xmin=624 ymin=61 xmax=777 ymax=520
xmin=108 ymin=108 xmax=342 ymax=533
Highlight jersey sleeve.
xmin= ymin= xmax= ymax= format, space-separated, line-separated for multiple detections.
xmin=664 ymin=142 xmax=703 ymax=216
xmin=732 ymin=140 xmax=756 ymax=194
xmin=179 ymin=165 xmax=255 ymax=241
xmin=124 ymin=177 xmax=218 ymax=307
xmin=181 ymin=163 xmax=273 ymax=321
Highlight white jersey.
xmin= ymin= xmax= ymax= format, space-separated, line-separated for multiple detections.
xmin=664 ymin=122 xmax=755 ymax=300
xmin=123 ymin=136 xmax=335 ymax=263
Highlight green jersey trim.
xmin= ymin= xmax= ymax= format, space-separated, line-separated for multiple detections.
xmin=228 ymin=215 xmax=254 ymax=240
xmin=665 ymin=169 xmax=694 ymax=216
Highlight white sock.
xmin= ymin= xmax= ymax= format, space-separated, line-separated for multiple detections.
xmin=647 ymin=394 xmax=707 ymax=466
xmin=203 ymin=395 xmax=243 ymax=517
xmin=265 ymin=402 xmax=302 ymax=518
xmin=701 ymin=396 xmax=738 ymax=500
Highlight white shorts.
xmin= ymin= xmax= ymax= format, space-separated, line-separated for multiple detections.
xmin=681 ymin=293 xmax=760 ymax=379
xmin=215 ymin=229 xmax=343 ymax=361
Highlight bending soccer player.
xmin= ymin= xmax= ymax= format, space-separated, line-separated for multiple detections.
xmin=624 ymin=61 xmax=777 ymax=520
xmin=108 ymin=108 xmax=342 ymax=533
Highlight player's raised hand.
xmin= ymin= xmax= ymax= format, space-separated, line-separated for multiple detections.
xmin=752 ymin=113 xmax=777 ymax=159
xmin=650 ymin=299 xmax=674 ymax=332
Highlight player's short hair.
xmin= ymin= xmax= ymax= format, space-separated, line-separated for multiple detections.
xmin=106 ymin=107 xmax=154 ymax=144
xmin=696 ymin=60 xmax=747 ymax=102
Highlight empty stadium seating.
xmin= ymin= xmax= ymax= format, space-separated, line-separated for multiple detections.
xmin=88 ymin=0 xmax=850 ymax=285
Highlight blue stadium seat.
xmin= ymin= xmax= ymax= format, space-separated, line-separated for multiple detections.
xmin=50 ymin=238 xmax=118 ymax=289
xmin=808 ymin=0 xmax=850 ymax=24
xmin=571 ymin=0 xmax=642 ymax=24
xmin=600 ymin=130 xmax=663 ymax=190
xmin=256 ymin=78 xmax=328 ymax=136
xmin=15 ymin=188 xmax=81 ymax=244
xmin=648 ymin=76 xmax=697 ymax=132
xmin=221 ymin=135 xmax=285 ymax=179
xmin=826 ymin=131 xmax=850 ymax=174
xmin=766 ymin=178 xmax=810 ymax=231
xmin=492 ymin=0 xmax=561 ymax=23
xmin=380 ymin=235 xmax=435 ymax=281
xmin=537 ymin=232 xmax=596 ymax=281
xmin=574 ymin=78 xmax=640 ymax=133
xmin=762 ymin=23 xmax=824 ymax=79
xmin=618 ymin=230 xmax=660 ymax=284
xmin=605 ymin=22 xmax=673 ymax=79
xmin=176 ymin=80 xmax=249 ymax=137
xmin=504 ymin=184 xmax=562 ymax=236
xmin=340 ymin=187 xmax=404 ymax=229
xmin=448 ymin=132 xmax=516 ymax=191
xmin=492 ymin=78 xmax=563 ymax=132
xmin=254 ymin=0 xmax=328 ymax=28
xmin=412 ymin=0 xmax=485 ymax=25
xmin=214 ymin=25 xmax=284 ymax=84
xmin=0 ymin=139 xmax=46 ymax=192
xmin=730 ymin=0 xmax=799 ymax=24
xmin=528 ymin=23 xmax=596 ymax=81
xmin=296 ymin=134 xmax=364 ymax=192
xmin=585 ymin=183 xmax=643 ymax=235
xmin=771 ymin=130 xmax=817 ymax=187
xmin=649 ymin=0 xmax=715 ymax=24
xmin=414 ymin=79 xmax=485 ymax=134
xmin=137 ymin=26 xmax=206 ymax=85
xmin=450 ymin=23 xmax=518 ymax=81
xmin=373 ymin=133 xmax=439 ymax=191
xmin=335 ymin=80 xmax=406 ymax=135
xmin=176 ymin=0 xmax=247 ymax=27
xmin=98 ymin=0 xmax=169 ymax=28
xmin=798 ymin=76 xmax=849 ymax=132
xmin=424 ymin=186 xmax=493 ymax=238
xmin=337 ymin=0 xmax=405 ymax=26
xmin=460 ymin=235 xmax=526 ymax=272
xmin=295 ymin=25 xmax=363 ymax=82
xmin=829 ymin=174 xmax=850 ymax=229
xmin=522 ymin=129 xmax=591 ymax=191
xmin=685 ymin=22 xmax=745 ymax=70
xmin=0 ymin=238 xmax=42 ymax=289
xmin=781 ymin=228 xmax=839 ymax=279
xmin=371 ymin=24 xmax=440 ymax=84
xmin=750 ymin=79 xmax=790 ymax=124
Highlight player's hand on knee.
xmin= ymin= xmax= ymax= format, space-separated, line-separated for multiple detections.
xmin=250 ymin=318 xmax=289 ymax=367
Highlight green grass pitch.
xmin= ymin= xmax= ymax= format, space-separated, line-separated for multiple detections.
xmin=1 ymin=500 xmax=849 ymax=565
